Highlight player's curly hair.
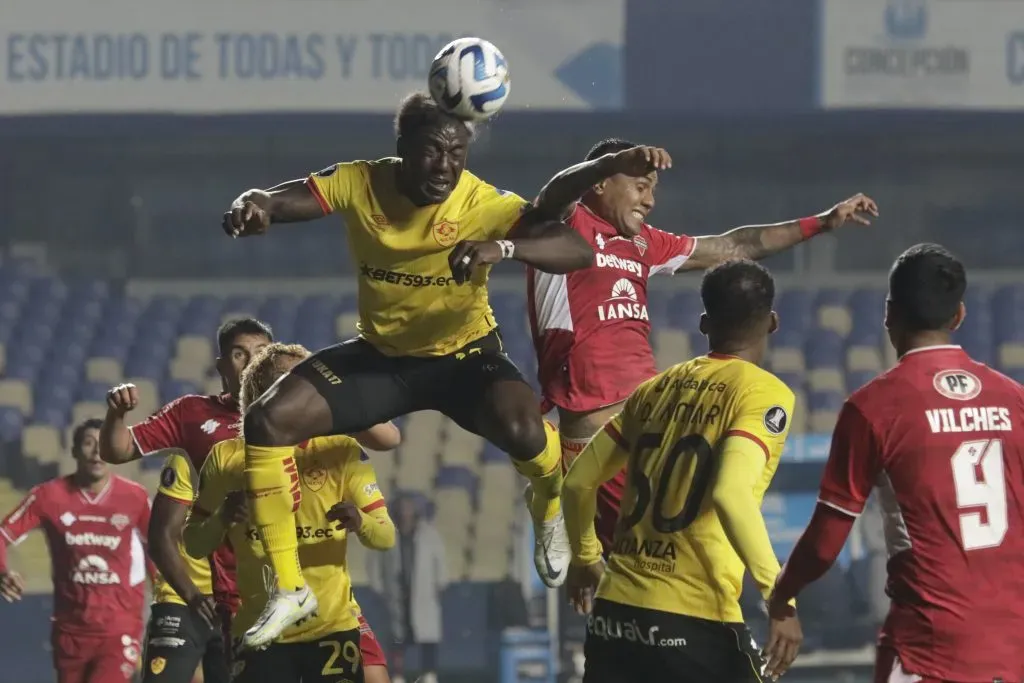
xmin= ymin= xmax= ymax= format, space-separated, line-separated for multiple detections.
xmin=584 ymin=138 xmax=638 ymax=161
xmin=888 ymin=243 xmax=966 ymax=331
xmin=238 ymin=343 xmax=311 ymax=413
xmin=394 ymin=91 xmax=476 ymax=141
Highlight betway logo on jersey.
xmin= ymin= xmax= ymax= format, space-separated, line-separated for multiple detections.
xmin=595 ymin=253 xmax=643 ymax=277
xmin=597 ymin=279 xmax=649 ymax=322
xmin=66 ymin=531 xmax=122 ymax=550
xmin=71 ymin=555 xmax=120 ymax=585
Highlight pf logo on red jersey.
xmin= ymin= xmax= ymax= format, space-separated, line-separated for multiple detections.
xmin=933 ymin=369 xmax=982 ymax=401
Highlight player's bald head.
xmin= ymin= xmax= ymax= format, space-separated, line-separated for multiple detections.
xmin=700 ymin=259 xmax=777 ymax=348
xmin=888 ymin=243 xmax=966 ymax=332
xmin=394 ymin=92 xmax=474 ymax=142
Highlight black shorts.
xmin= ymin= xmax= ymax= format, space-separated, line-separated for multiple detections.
xmin=232 ymin=628 xmax=364 ymax=683
xmin=142 ymin=602 xmax=229 ymax=683
xmin=583 ymin=599 xmax=765 ymax=683
xmin=293 ymin=328 xmax=526 ymax=435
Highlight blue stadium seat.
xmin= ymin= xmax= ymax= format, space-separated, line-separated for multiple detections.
xmin=805 ymin=330 xmax=845 ymax=369
xmin=435 ymin=465 xmax=479 ymax=496
xmin=846 ymin=370 xmax=877 ymax=392
xmin=776 ymin=289 xmax=813 ymax=333
xmin=481 ymin=442 xmax=507 ymax=465
xmin=0 ymin=406 xmax=24 ymax=441
xmin=77 ymin=382 xmax=111 ymax=403
xmin=162 ymin=380 xmax=201 ymax=404
xmin=665 ymin=290 xmax=703 ymax=330
xmin=807 ymin=389 xmax=844 ymax=412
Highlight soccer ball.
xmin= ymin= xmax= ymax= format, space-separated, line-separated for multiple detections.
xmin=428 ymin=37 xmax=510 ymax=122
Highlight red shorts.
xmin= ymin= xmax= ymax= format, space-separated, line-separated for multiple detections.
xmin=53 ymin=629 xmax=142 ymax=683
xmin=874 ymin=647 xmax=975 ymax=683
xmin=358 ymin=614 xmax=387 ymax=668
xmin=539 ymin=344 xmax=657 ymax=415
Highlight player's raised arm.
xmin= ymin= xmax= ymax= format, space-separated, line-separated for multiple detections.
xmin=222 ymin=178 xmax=326 ymax=237
xmin=534 ymin=145 xmax=672 ymax=220
xmin=150 ymin=452 xmax=219 ymax=629
xmin=352 ymin=421 xmax=402 ymax=452
xmin=100 ymin=383 xmax=146 ymax=463
xmin=681 ymin=194 xmax=879 ymax=271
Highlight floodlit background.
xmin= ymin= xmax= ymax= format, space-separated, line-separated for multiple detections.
xmin=1 ymin=0 xmax=1022 ymax=681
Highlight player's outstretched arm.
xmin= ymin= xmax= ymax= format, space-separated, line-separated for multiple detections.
xmin=0 ymin=490 xmax=41 ymax=602
xmin=534 ymin=145 xmax=672 ymax=220
xmin=222 ymin=179 xmax=325 ymax=237
xmin=681 ymin=193 xmax=879 ymax=271
xmin=448 ymin=211 xmax=593 ymax=284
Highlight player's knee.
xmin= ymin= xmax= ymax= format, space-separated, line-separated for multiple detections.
xmin=499 ymin=413 xmax=548 ymax=460
xmin=243 ymin=402 xmax=302 ymax=447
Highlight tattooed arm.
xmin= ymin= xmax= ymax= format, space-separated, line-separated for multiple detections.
xmin=680 ymin=193 xmax=878 ymax=272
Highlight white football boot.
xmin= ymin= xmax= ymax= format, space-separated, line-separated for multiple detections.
xmin=241 ymin=584 xmax=318 ymax=650
xmin=523 ymin=484 xmax=571 ymax=588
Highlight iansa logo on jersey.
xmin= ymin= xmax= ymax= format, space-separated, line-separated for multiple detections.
xmin=597 ymin=279 xmax=649 ymax=322
xmin=71 ymin=555 xmax=121 ymax=585
xmin=763 ymin=406 xmax=789 ymax=435
xmin=432 ymin=220 xmax=459 ymax=247
xmin=933 ymin=369 xmax=982 ymax=401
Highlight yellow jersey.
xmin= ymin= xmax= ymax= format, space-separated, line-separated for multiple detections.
xmin=306 ymin=158 xmax=530 ymax=357
xmin=564 ymin=353 xmax=795 ymax=623
xmin=188 ymin=436 xmax=394 ymax=642
xmin=153 ymin=453 xmax=213 ymax=605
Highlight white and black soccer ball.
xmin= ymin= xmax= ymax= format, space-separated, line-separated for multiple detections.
xmin=428 ymin=37 xmax=510 ymax=122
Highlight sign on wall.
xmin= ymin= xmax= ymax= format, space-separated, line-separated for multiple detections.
xmin=0 ymin=0 xmax=623 ymax=114
xmin=821 ymin=0 xmax=1024 ymax=109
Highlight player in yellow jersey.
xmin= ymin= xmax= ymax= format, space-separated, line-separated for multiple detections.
xmin=562 ymin=259 xmax=804 ymax=683
xmin=148 ymin=449 xmax=228 ymax=683
xmin=220 ymin=91 xmax=593 ymax=646
xmin=180 ymin=343 xmax=396 ymax=683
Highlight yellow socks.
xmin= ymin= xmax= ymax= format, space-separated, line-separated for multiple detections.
xmin=244 ymin=444 xmax=305 ymax=591
xmin=513 ymin=420 xmax=563 ymax=522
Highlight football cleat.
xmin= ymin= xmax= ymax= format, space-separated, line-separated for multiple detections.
xmin=241 ymin=584 xmax=318 ymax=651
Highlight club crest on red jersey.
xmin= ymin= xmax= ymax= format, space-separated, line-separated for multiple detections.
xmin=110 ymin=514 xmax=130 ymax=531
xmin=633 ymin=236 xmax=648 ymax=256
xmin=933 ymin=369 xmax=982 ymax=401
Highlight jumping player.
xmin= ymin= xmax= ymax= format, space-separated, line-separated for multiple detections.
xmin=183 ymin=343 xmax=396 ymax=683
xmin=220 ymin=92 xmax=593 ymax=646
xmin=769 ymin=244 xmax=1024 ymax=683
xmin=530 ymin=139 xmax=879 ymax=551
xmin=0 ymin=419 xmax=151 ymax=683
xmin=562 ymin=260 xmax=803 ymax=683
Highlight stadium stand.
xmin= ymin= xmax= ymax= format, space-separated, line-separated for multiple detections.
xmin=1 ymin=253 xmax=1022 ymax=678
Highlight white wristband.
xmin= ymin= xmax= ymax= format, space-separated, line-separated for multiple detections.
xmin=496 ymin=240 xmax=515 ymax=260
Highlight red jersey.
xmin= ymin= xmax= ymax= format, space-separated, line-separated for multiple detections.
xmin=819 ymin=345 xmax=1024 ymax=682
xmin=131 ymin=393 xmax=241 ymax=611
xmin=527 ymin=203 xmax=695 ymax=413
xmin=0 ymin=475 xmax=150 ymax=636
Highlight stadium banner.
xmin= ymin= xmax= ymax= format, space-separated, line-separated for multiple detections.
xmin=0 ymin=0 xmax=624 ymax=115
xmin=820 ymin=0 xmax=1024 ymax=109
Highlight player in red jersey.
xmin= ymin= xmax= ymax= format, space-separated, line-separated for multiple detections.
xmin=528 ymin=139 xmax=878 ymax=549
xmin=0 ymin=418 xmax=151 ymax=683
xmin=767 ymin=244 xmax=1024 ymax=683
xmin=99 ymin=317 xmax=400 ymax=683
xmin=100 ymin=318 xmax=273 ymax=683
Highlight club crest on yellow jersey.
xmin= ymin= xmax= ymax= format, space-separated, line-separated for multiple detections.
xmin=149 ymin=657 xmax=166 ymax=675
xmin=432 ymin=220 xmax=459 ymax=247
xmin=302 ymin=461 xmax=328 ymax=492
